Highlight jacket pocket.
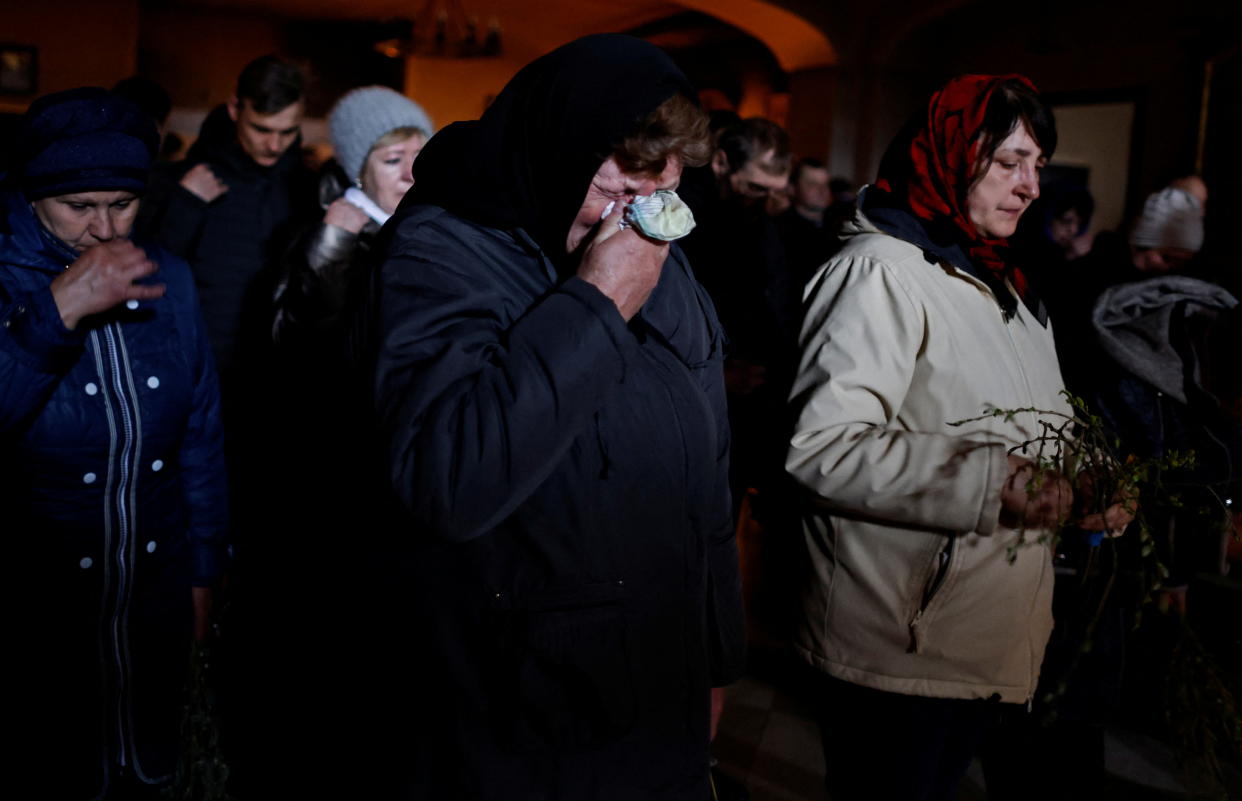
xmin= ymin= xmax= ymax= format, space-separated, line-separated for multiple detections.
xmin=490 ymin=581 xmax=637 ymax=752
xmin=908 ymin=535 xmax=956 ymax=654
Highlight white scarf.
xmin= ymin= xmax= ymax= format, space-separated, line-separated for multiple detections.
xmin=344 ymin=186 xmax=391 ymax=226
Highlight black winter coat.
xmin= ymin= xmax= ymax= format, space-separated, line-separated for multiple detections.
xmin=271 ymin=167 xmax=380 ymax=358
xmin=138 ymin=106 xmax=316 ymax=377
xmin=371 ymin=205 xmax=745 ymax=800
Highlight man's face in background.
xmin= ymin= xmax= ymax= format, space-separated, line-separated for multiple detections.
xmin=715 ymin=148 xmax=790 ymax=207
xmin=229 ymin=97 xmax=304 ymax=167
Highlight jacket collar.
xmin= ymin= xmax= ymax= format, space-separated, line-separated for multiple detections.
xmin=0 ymin=187 xmax=79 ymax=274
xmin=851 ymin=186 xmax=1048 ymax=325
xmin=187 ymin=104 xmax=304 ymax=180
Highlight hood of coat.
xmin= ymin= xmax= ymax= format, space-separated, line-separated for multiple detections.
xmin=849 ymin=185 xmax=973 ymax=270
xmin=0 ymin=186 xmax=79 ymax=274
xmin=1093 ymin=275 xmax=1238 ymax=404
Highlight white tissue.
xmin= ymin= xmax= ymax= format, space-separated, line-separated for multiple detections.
xmin=624 ymin=190 xmax=696 ymax=241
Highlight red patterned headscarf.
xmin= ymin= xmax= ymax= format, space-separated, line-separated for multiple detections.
xmin=875 ymin=74 xmax=1039 ymax=300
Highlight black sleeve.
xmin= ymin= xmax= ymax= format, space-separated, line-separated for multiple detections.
xmin=271 ymin=221 xmax=361 ymax=345
xmin=373 ymin=219 xmax=633 ymax=542
xmin=136 ymin=163 xmax=210 ymax=260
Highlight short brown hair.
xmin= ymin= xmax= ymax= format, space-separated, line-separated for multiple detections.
xmin=236 ymin=55 xmax=305 ymax=114
xmin=717 ymin=117 xmax=791 ymax=176
xmin=614 ymin=93 xmax=711 ymax=175
xmin=790 ymin=156 xmax=827 ymax=185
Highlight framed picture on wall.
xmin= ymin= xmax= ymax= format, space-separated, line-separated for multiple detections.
xmin=1042 ymin=88 xmax=1145 ymax=237
xmin=0 ymin=45 xmax=37 ymax=95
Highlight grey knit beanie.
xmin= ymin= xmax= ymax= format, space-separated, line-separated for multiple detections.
xmin=329 ymin=86 xmax=433 ymax=182
xmin=1129 ymin=186 xmax=1204 ymax=253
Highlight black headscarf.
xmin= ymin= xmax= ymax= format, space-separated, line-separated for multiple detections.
xmin=408 ymin=34 xmax=696 ymax=263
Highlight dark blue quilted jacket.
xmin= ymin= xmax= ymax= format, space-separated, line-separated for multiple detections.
xmin=0 ymin=186 xmax=228 ymax=798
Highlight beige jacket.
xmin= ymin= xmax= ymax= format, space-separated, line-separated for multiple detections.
xmin=786 ymin=209 xmax=1071 ymax=703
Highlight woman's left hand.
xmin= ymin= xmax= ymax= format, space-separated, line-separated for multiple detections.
xmin=324 ymin=197 xmax=368 ymax=234
xmin=1075 ymin=472 xmax=1138 ymax=536
xmin=1078 ymin=501 xmax=1136 ymax=537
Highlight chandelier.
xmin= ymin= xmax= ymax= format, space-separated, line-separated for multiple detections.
xmin=374 ymin=1 xmax=502 ymax=60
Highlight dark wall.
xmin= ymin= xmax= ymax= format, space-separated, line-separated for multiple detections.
xmin=869 ymin=1 xmax=1240 ymax=217
xmin=1198 ymin=46 xmax=1242 ymax=297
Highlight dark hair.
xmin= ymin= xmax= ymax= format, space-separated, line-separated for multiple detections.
xmin=707 ymin=109 xmax=741 ymax=138
xmin=790 ymin=156 xmax=827 ymax=185
xmin=829 ymin=176 xmax=854 ymax=196
xmin=236 ymin=55 xmax=305 ymax=114
xmin=614 ymin=93 xmax=711 ymax=175
xmin=1047 ymin=184 xmax=1094 ymax=233
xmin=112 ymin=76 xmax=172 ymax=127
xmin=716 ymin=117 xmax=791 ymax=176
xmin=972 ymin=78 xmax=1056 ymax=177
xmin=1049 ymin=185 xmax=1093 ymax=219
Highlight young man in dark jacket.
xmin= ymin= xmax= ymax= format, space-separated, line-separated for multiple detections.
xmin=135 ymin=60 xmax=317 ymax=786
xmin=139 ymin=55 xmax=316 ymax=380
xmin=776 ymin=157 xmax=844 ymax=288
xmin=136 ymin=52 xmax=316 ymax=561
xmin=678 ymin=119 xmax=802 ymax=645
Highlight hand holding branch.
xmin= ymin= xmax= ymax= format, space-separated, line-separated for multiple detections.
xmin=1000 ymin=454 xmax=1073 ymax=530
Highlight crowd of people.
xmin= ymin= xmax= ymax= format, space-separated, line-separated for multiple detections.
xmin=2 ymin=32 xmax=1238 ymax=801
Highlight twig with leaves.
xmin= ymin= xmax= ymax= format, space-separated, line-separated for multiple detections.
xmin=162 ymin=642 xmax=233 ymax=801
xmin=954 ymin=392 xmax=1240 ymax=793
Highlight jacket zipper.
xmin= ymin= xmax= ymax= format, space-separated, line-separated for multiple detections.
xmin=100 ymin=323 xmax=142 ymax=770
xmin=909 ymin=536 xmax=955 ymax=653
xmin=999 ymin=307 xmax=1057 ymax=698
xmin=89 ymin=331 xmax=121 ymax=780
xmin=999 ymin=308 xmax=1041 ymax=429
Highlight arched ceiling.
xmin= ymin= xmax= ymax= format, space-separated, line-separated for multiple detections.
xmin=153 ymin=0 xmax=834 ymax=72
xmin=675 ymin=0 xmax=834 ymax=70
